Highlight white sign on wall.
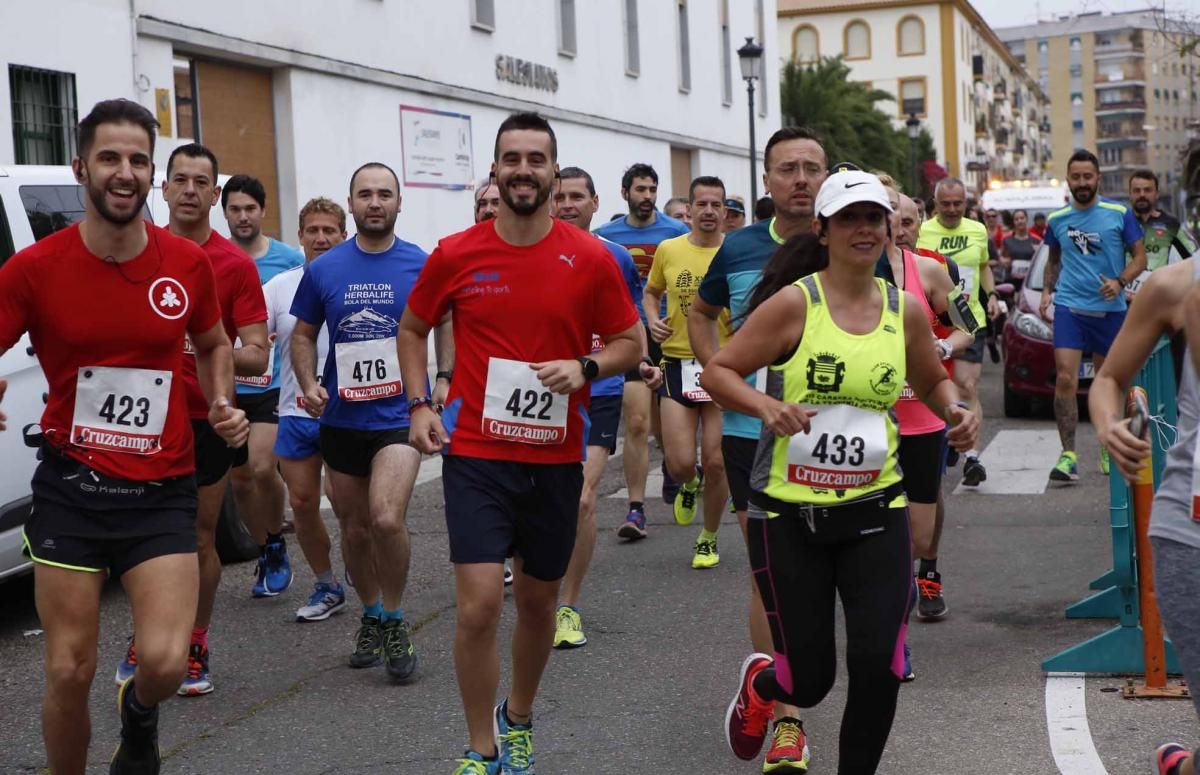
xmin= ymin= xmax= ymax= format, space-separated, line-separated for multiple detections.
xmin=399 ymin=105 xmax=474 ymax=190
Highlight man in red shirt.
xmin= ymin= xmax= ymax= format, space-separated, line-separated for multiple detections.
xmin=115 ymin=143 xmax=269 ymax=697
xmin=399 ymin=113 xmax=641 ymax=774
xmin=0 ymin=100 xmax=247 ymax=774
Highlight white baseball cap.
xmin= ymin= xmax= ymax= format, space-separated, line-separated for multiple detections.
xmin=813 ymin=170 xmax=894 ymax=217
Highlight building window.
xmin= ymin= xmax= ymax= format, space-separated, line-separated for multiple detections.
xmin=844 ymin=19 xmax=870 ymax=60
xmin=557 ymin=0 xmax=576 ymax=57
xmin=470 ymin=0 xmax=495 ymax=31
xmin=899 ymin=77 xmax=926 ymax=117
xmin=897 ymin=15 xmax=925 ymax=56
xmin=173 ymin=58 xmax=198 ymax=140
xmin=792 ymin=24 xmax=819 ymax=64
xmin=9 ymin=64 xmax=78 ymax=165
xmin=720 ymin=0 xmax=732 ymax=105
xmin=677 ymin=0 xmax=691 ymax=92
xmin=624 ymin=0 xmax=639 ymax=76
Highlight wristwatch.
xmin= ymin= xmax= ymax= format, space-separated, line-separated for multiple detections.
xmin=1116 ymin=276 xmax=1128 ymax=288
xmin=435 ymin=370 xmax=453 ymax=382
xmin=935 ymin=339 xmax=953 ymax=361
xmin=577 ymin=356 xmax=600 ymax=381
xmin=944 ymin=400 xmax=970 ymax=421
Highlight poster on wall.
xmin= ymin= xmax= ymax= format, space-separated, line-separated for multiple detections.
xmin=399 ymin=105 xmax=474 ymax=190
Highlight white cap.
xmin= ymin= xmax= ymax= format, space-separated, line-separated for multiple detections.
xmin=813 ymin=170 xmax=894 ymax=217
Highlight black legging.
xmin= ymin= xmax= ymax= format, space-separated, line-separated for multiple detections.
xmin=747 ymin=506 xmax=912 ymax=775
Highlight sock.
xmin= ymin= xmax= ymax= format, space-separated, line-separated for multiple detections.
xmin=629 ymin=501 xmax=644 ymax=513
xmin=382 ymin=608 xmax=404 ymax=622
xmin=966 ymin=449 xmax=980 ymax=460
xmin=191 ymin=626 xmax=209 ymax=648
xmin=699 ymin=528 xmax=719 ymax=543
xmin=121 ymin=679 xmax=157 ymax=724
xmin=503 ymin=700 xmax=532 ymax=728
xmin=315 ymin=570 xmax=335 ymax=586
xmin=917 ymin=558 xmax=938 ymax=579
xmin=363 ymin=600 xmax=384 ymax=619
xmin=684 ymin=474 xmax=701 ymax=490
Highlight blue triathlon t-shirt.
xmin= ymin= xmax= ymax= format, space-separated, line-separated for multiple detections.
xmin=697 ymin=218 xmax=785 ymax=440
xmin=1044 ymin=198 xmax=1143 ymax=312
xmin=594 ymin=210 xmax=690 ymax=324
xmin=237 ymin=238 xmax=304 ymax=395
xmin=592 ymin=237 xmax=644 ymax=398
xmin=290 ymin=237 xmax=427 ymax=431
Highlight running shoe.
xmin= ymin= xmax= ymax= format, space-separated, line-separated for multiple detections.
xmin=349 ymin=614 xmax=383 ymax=669
xmin=453 ymin=752 xmax=500 ymax=775
xmin=260 ymin=535 xmax=293 ymax=596
xmin=115 ymin=636 xmax=137 ymax=685
xmin=661 ymin=460 xmax=680 ymax=505
xmin=901 ymin=643 xmax=915 ymax=683
xmin=295 ymin=581 xmax=346 ymax=622
xmin=763 ymin=717 xmax=810 ymax=773
xmin=1100 ymin=447 xmax=1110 ymax=476
xmin=493 ymin=700 xmax=535 ymax=775
xmin=110 ymin=678 xmax=160 ymax=775
xmin=1049 ymin=451 xmax=1079 ymax=482
xmin=177 ymin=643 xmax=213 ymax=696
xmin=961 ymin=455 xmax=987 ymax=486
xmin=617 ymin=506 xmax=648 ymax=540
xmin=692 ymin=536 xmax=720 ymax=569
xmin=382 ymin=618 xmax=418 ymax=681
xmin=916 ymin=571 xmax=948 ymax=620
xmin=503 ymin=564 xmax=514 ymax=587
xmin=674 ymin=477 xmax=701 ymax=526
xmin=553 ymin=605 xmax=586 ymax=649
xmin=725 ymin=653 xmax=777 ymax=761
xmin=1155 ymin=742 xmax=1190 ymax=775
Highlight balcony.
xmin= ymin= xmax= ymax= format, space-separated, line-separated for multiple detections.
xmin=1095 ymin=100 xmax=1147 ymax=116
xmin=1098 ymin=148 xmax=1148 ymax=172
xmin=1096 ymin=62 xmax=1146 ymax=86
xmin=1094 ymin=32 xmax=1146 ymax=60
xmin=1097 ymin=119 xmax=1148 ymax=145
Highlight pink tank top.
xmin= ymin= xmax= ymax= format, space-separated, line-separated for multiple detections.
xmin=894 ymin=249 xmax=948 ymax=436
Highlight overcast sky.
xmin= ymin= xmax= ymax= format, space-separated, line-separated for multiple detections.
xmin=972 ymin=0 xmax=1189 ymax=30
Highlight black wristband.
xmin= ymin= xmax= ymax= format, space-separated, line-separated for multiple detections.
xmin=1116 ymin=276 xmax=1128 ymax=288
xmin=641 ymin=356 xmax=655 ymax=368
xmin=435 ymin=370 xmax=453 ymax=382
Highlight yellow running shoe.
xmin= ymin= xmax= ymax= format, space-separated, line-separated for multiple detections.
xmin=692 ymin=536 xmax=720 ymax=569
xmin=1100 ymin=447 xmax=1110 ymax=476
xmin=763 ymin=717 xmax=810 ymax=772
xmin=673 ymin=478 xmax=701 ymax=525
xmin=552 ymin=605 xmax=586 ymax=649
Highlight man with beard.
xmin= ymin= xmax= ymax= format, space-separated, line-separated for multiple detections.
xmin=0 ymin=98 xmax=247 ymax=774
xmin=1128 ymin=170 xmax=1196 ymax=285
xmin=475 ymin=177 xmax=501 ymax=223
xmin=1040 ymin=149 xmax=1146 ymax=481
xmin=594 ymin=163 xmax=688 ymax=534
xmin=221 ymin=175 xmax=304 ymax=597
xmin=115 ymin=143 xmax=270 ymax=698
xmin=291 ymin=163 xmax=440 ymax=681
xmin=398 ymin=113 xmax=641 ymax=775
xmin=687 ymin=126 xmax=828 ymax=774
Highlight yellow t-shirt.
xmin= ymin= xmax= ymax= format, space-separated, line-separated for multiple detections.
xmin=916 ymin=216 xmax=990 ymax=326
xmin=646 ymin=234 xmax=732 ymax=359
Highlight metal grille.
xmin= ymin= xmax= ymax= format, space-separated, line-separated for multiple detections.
xmin=9 ymin=65 xmax=78 ymax=165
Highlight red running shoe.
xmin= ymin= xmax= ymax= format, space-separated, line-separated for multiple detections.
xmin=1156 ymin=743 xmax=1190 ymax=775
xmin=725 ymin=653 xmax=777 ymax=760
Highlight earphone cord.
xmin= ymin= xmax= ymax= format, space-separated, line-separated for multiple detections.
xmin=105 ymin=223 xmax=164 ymax=284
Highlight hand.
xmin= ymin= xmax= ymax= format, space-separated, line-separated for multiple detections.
xmin=531 ymin=360 xmax=586 ymax=395
xmin=987 ymin=295 xmax=1001 ymax=321
xmin=1098 ymin=274 xmax=1122 ymax=301
xmin=758 ymin=398 xmax=818 ymax=437
xmin=1039 ymin=289 xmax=1053 ymax=321
xmin=639 ymin=362 xmax=663 ymax=391
xmin=1099 ymin=417 xmax=1152 ymax=482
xmin=302 ymin=384 xmax=329 ymax=418
xmin=944 ymin=404 xmax=978 ymax=451
xmin=0 ymin=379 xmax=7 ymax=432
xmin=432 ymin=376 xmax=450 ymax=408
xmin=410 ymin=405 xmax=449 ymax=454
xmin=648 ymin=319 xmax=673 ymax=343
xmin=209 ymin=399 xmax=250 ymax=448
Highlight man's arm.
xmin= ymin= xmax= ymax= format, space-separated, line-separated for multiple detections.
xmin=1040 ymin=245 xmax=1062 ymax=320
xmin=642 ymin=284 xmax=670 ymax=343
xmin=232 ymin=322 xmax=269 ymax=377
xmin=688 ymin=296 xmax=724 ymax=366
xmin=432 ymin=312 xmax=454 ymax=406
xmin=290 ymin=319 xmax=327 ymax=417
xmin=192 ymin=320 xmax=249 ymax=446
xmin=398 ymin=307 xmax=448 ymax=454
xmin=1120 ymin=240 xmax=1148 ymax=285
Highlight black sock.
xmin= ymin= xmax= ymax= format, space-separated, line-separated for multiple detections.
xmin=121 ymin=680 xmax=157 ymax=726
xmin=918 ymin=558 xmax=938 ymax=579
xmin=630 ymin=501 xmax=644 ymax=513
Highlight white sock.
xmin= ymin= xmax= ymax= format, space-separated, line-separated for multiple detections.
xmin=966 ymin=449 xmax=980 ymax=459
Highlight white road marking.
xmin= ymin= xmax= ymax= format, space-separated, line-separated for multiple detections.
xmin=953 ymin=429 xmax=1061 ymax=495
xmin=1045 ymin=672 xmax=1109 ymax=775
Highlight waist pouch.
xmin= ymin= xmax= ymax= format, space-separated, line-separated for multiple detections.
xmin=751 ymin=483 xmax=905 ymax=544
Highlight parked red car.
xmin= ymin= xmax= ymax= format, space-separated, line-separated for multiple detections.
xmin=998 ymin=244 xmax=1093 ymax=418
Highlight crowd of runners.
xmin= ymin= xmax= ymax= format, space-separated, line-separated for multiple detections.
xmin=1 ymin=96 xmax=1199 ymax=775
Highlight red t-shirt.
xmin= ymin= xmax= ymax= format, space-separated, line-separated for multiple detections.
xmin=180 ymin=232 xmax=267 ymax=419
xmin=916 ymin=247 xmax=956 ymax=380
xmin=0 ymin=223 xmax=221 ymax=480
xmin=407 ymin=219 xmax=639 ymax=464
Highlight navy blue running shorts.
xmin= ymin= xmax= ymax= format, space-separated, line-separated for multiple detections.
xmin=586 ymin=395 xmax=622 ymax=453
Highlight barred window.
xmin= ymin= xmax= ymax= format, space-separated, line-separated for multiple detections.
xmin=9 ymin=65 xmax=78 ymax=165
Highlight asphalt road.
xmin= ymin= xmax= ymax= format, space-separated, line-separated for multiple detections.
xmin=1 ymin=362 xmax=1196 ymax=774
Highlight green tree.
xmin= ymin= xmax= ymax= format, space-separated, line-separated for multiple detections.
xmin=780 ymin=56 xmax=937 ymax=196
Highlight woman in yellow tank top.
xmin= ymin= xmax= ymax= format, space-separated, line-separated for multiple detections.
xmin=702 ymin=171 xmax=978 ymax=775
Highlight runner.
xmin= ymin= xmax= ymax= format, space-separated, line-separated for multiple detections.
xmin=999 ymin=209 xmax=1040 ymax=288
xmin=1040 ymin=149 xmax=1146 ymax=481
xmin=706 ymin=170 xmax=977 ymax=775
xmin=917 ymin=177 xmax=1001 ymax=487
xmin=221 ymin=175 xmax=305 ymax=595
xmin=645 ymin=176 xmax=733 ymax=569
xmin=1086 ymin=255 xmax=1199 ymax=775
xmin=475 ymin=177 xmax=502 ymax=223
xmin=724 ymin=196 xmax=748 ymax=233
xmin=594 ymin=163 xmax=689 ymax=524
xmin=664 ymin=196 xmax=691 ymax=226
xmin=115 ymin=143 xmax=270 ymax=698
xmin=291 ymin=162 xmax=439 ymax=680
xmin=754 ymin=196 xmax=776 ymax=224
xmin=267 ymin=197 xmax=348 ymax=622
xmin=398 ymin=112 xmax=641 ymax=775
xmin=1128 ymin=169 xmax=1196 ymax=284
xmin=551 ymin=165 xmax=660 ymax=649
xmin=689 ymin=126 xmax=828 ymax=773
xmin=0 ymin=98 xmax=248 ymax=774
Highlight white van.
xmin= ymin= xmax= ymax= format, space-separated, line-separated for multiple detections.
xmin=0 ymin=165 xmax=239 ymax=580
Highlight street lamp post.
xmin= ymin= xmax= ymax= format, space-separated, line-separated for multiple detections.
xmin=906 ymin=113 xmax=922 ymax=200
xmin=737 ymin=37 xmax=764 ymax=207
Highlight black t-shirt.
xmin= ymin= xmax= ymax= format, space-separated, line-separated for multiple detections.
xmin=1002 ymin=234 xmax=1038 ymax=264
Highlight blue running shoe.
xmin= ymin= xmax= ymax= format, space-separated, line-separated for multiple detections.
xmin=295 ymin=582 xmax=346 ymax=622
xmin=263 ymin=535 xmax=292 ymax=595
xmin=493 ymin=700 xmax=534 ymax=775
xmin=453 ymin=751 xmax=500 ymax=775
xmin=114 ymin=636 xmax=137 ymax=685
xmin=251 ymin=555 xmax=270 ymax=598
xmin=617 ymin=506 xmax=647 ymax=540
xmin=177 ymin=643 xmax=213 ymax=696
xmin=901 ymin=643 xmax=915 ymax=682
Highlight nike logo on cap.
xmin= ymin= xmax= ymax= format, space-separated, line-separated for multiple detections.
xmin=844 ymin=182 xmax=868 ymax=188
